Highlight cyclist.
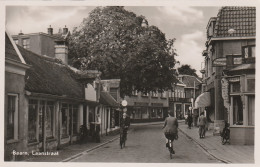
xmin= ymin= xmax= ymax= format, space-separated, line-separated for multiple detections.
xmin=121 ymin=112 xmax=130 ymax=140
xmin=162 ymin=111 xmax=178 ymax=154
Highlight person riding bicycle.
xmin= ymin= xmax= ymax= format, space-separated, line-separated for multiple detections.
xmin=162 ymin=111 xmax=178 ymax=154
xmin=121 ymin=112 xmax=130 ymax=140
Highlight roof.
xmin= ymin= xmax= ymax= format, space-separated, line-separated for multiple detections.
xmin=214 ymin=6 xmax=256 ymax=37
xmin=178 ymin=75 xmax=202 ymax=88
xmin=5 ymin=33 xmax=22 ymax=62
xmin=99 ymin=91 xmax=119 ymax=107
xmin=17 ymin=45 xmax=85 ymax=99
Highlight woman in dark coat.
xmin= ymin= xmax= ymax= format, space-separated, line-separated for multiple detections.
xmin=187 ymin=113 xmax=193 ymax=129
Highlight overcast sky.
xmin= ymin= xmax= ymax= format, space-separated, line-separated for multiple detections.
xmin=5 ymin=6 xmax=220 ymax=76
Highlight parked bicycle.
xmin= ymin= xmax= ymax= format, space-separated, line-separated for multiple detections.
xmin=220 ymin=121 xmax=230 ymax=145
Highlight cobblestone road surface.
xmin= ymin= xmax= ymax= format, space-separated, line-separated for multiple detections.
xmin=71 ymin=124 xmax=221 ymax=163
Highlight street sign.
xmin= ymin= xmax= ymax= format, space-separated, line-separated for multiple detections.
xmin=121 ymin=100 xmax=128 ymax=107
xmin=212 ymin=57 xmax=227 ymax=67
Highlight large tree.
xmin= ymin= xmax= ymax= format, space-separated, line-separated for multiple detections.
xmin=69 ymin=6 xmax=178 ymax=96
xmin=178 ymin=64 xmax=198 ymax=77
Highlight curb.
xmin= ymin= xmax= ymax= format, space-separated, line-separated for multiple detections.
xmin=178 ymin=127 xmax=231 ymax=164
xmin=62 ymin=136 xmax=120 ymax=162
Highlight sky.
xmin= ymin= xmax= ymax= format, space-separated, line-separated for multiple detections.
xmin=5 ymin=6 xmax=220 ymax=77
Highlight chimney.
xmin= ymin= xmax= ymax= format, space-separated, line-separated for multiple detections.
xmin=63 ymin=25 xmax=68 ymax=35
xmin=18 ymin=30 xmax=24 ymax=35
xmin=48 ymin=25 xmax=53 ymax=35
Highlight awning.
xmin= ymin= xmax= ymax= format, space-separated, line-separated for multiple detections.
xmin=194 ymin=92 xmax=211 ymax=109
xmin=99 ymin=91 xmax=119 ymax=107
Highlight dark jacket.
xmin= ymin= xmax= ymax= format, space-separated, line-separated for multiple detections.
xmin=163 ymin=116 xmax=178 ymax=134
xmin=198 ymin=115 xmax=207 ymax=126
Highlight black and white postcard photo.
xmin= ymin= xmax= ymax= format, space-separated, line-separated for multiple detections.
xmin=1 ymin=1 xmax=258 ymax=166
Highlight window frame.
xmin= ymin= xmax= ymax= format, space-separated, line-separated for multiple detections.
xmin=7 ymin=94 xmax=19 ymax=142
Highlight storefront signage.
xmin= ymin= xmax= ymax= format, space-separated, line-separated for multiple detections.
xmin=212 ymin=57 xmax=227 ymax=67
xmin=233 ymin=57 xmax=242 ymax=65
xmin=221 ymin=78 xmax=229 ymax=102
xmin=134 ymin=102 xmax=149 ymax=106
xmin=151 ymin=103 xmax=163 ymax=107
xmin=228 ymin=77 xmax=240 ymax=82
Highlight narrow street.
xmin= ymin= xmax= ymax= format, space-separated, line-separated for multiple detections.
xmin=71 ymin=123 xmax=220 ymax=163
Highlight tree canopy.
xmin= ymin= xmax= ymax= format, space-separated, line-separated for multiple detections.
xmin=68 ymin=6 xmax=178 ymax=96
xmin=178 ymin=64 xmax=198 ymax=77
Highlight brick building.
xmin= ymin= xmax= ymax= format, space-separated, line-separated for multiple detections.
xmin=200 ymin=7 xmax=255 ymax=144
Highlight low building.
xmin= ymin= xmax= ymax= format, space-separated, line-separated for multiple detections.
xmin=125 ymin=90 xmax=169 ymax=123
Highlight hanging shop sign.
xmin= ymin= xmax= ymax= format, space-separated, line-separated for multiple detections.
xmin=233 ymin=57 xmax=242 ymax=65
xmin=221 ymin=78 xmax=229 ymax=102
xmin=212 ymin=57 xmax=227 ymax=67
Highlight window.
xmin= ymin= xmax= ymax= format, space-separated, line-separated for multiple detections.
xmin=46 ymin=101 xmax=54 ymax=138
xmin=7 ymin=94 xmax=18 ymax=140
xmin=22 ymin=38 xmax=30 ymax=49
xmin=110 ymin=88 xmax=118 ymax=100
xmin=28 ymin=99 xmax=38 ymax=143
xmin=243 ymin=46 xmax=255 ymax=58
xmin=161 ymin=91 xmax=167 ymax=98
xmin=13 ymin=39 xmax=18 ymax=44
xmin=248 ymin=96 xmax=255 ymax=126
xmin=152 ymin=91 xmax=158 ymax=97
xmin=61 ymin=104 xmax=69 ymax=137
xmin=233 ymin=96 xmax=243 ymax=125
xmin=132 ymin=90 xmax=138 ymax=96
xmin=231 ymin=82 xmax=240 ymax=93
xmin=247 ymin=79 xmax=255 ymax=92
xmin=73 ymin=105 xmax=79 ymax=135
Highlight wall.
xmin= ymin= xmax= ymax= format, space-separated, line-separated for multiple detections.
xmin=230 ymin=127 xmax=254 ymax=145
xmin=40 ymin=35 xmax=56 ymax=58
xmin=5 ymin=71 xmax=28 ymax=161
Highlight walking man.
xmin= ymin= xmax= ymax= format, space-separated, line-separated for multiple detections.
xmin=198 ymin=112 xmax=207 ymax=138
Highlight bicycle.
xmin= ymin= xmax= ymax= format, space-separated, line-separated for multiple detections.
xmin=167 ymin=139 xmax=175 ymax=159
xmin=120 ymin=126 xmax=128 ymax=149
xmin=220 ymin=122 xmax=230 ymax=145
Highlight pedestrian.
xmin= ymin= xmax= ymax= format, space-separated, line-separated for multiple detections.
xmin=187 ymin=112 xmax=192 ymax=129
xmin=162 ymin=111 xmax=178 ymax=154
xmin=198 ymin=112 xmax=207 ymax=138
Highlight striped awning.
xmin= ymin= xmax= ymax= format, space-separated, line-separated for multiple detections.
xmin=194 ymin=92 xmax=211 ymax=109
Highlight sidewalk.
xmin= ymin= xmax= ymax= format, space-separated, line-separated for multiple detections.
xmin=24 ymin=132 xmax=120 ymax=162
xmin=178 ymin=122 xmax=254 ymax=163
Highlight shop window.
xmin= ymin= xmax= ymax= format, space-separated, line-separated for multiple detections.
xmin=247 ymin=79 xmax=255 ymax=92
xmin=231 ymin=82 xmax=240 ymax=93
xmin=141 ymin=108 xmax=149 ymax=119
xmin=151 ymin=109 xmax=156 ymax=118
xmin=7 ymin=94 xmax=18 ymax=140
xmin=46 ymin=101 xmax=54 ymax=138
xmin=61 ymin=104 xmax=69 ymax=137
xmin=232 ymin=96 xmax=243 ymax=125
xmin=28 ymin=99 xmax=38 ymax=143
xmin=248 ymin=96 xmax=255 ymax=126
xmin=132 ymin=108 xmax=141 ymax=119
xmin=157 ymin=109 xmax=163 ymax=118
xmin=73 ymin=105 xmax=79 ymax=135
